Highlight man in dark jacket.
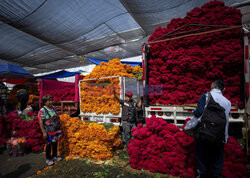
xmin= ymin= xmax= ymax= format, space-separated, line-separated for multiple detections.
xmin=114 ymin=90 xmax=143 ymax=145
xmin=194 ymin=79 xmax=231 ymax=178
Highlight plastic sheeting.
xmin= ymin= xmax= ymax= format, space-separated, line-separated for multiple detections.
xmin=0 ymin=0 xmax=249 ymax=74
xmin=0 ymin=63 xmax=34 ymax=79
xmin=75 ymin=74 xmax=85 ymax=103
xmin=37 ymin=70 xmax=82 ymax=79
xmin=86 ymin=57 xmax=142 ymax=67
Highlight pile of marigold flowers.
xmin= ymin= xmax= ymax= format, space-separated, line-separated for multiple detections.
xmin=80 ymin=58 xmax=142 ymax=115
xmin=84 ymin=58 xmax=140 ymax=79
xmin=59 ymin=114 xmax=122 ymax=161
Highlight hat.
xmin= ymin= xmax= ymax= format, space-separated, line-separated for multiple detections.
xmin=125 ymin=91 xmax=133 ymax=97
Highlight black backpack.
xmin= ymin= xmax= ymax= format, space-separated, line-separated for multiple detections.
xmin=196 ymin=93 xmax=226 ymax=144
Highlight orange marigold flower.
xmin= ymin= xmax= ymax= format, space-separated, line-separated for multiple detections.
xmin=59 ymin=114 xmax=122 ymax=161
xmin=37 ymin=170 xmax=42 ymax=174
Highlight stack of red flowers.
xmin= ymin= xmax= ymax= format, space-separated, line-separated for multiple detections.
xmin=147 ymin=0 xmax=243 ymax=106
xmin=42 ymin=87 xmax=75 ymax=102
xmin=223 ymin=136 xmax=248 ymax=177
xmin=128 ymin=116 xmax=247 ymax=177
xmin=128 ymin=116 xmax=196 ymax=177
xmin=1 ymin=111 xmax=45 ymax=151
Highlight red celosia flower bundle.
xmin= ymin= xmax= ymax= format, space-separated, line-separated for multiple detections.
xmin=42 ymin=87 xmax=75 ymax=102
xmin=147 ymin=0 xmax=243 ymax=106
xmin=0 ymin=111 xmax=45 ymax=151
xmin=223 ymin=136 xmax=248 ymax=177
xmin=128 ymin=116 xmax=196 ymax=177
xmin=128 ymin=116 xmax=247 ymax=177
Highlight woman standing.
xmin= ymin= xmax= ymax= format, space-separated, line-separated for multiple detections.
xmin=38 ymin=95 xmax=62 ymax=166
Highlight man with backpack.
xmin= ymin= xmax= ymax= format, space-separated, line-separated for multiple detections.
xmin=194 ymin=79 xmax=231 ymax=178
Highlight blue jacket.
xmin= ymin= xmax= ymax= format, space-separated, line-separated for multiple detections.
xmin=194 ymin=93 xmax=206 ymax=118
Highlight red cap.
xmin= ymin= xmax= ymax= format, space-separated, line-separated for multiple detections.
xmin=125 ymin=91 xmax=133 ymax=97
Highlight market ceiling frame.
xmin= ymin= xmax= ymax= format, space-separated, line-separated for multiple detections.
xmin=0 ymin=0 xmax=249 ymax=74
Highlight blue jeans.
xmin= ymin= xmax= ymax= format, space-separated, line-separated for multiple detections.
xmin=196 ymin=140 xmax=224 ymax=178
xmin=122 ymin=122 xmax=135 ymax=145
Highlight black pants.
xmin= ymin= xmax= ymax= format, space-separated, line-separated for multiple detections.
xmin=46 ymin=142 xmax=57 ymax=160
xmin=196 ymin=141 xmax=224 ymax=178
xmin=122 ymin=122 xmax=135 ymax=145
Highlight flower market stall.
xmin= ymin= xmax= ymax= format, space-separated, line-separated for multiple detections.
xmin=39 ymin=74 xmax=84 ymax=115
xmin=39 ymin=79 xmax=75 ymax=103
xmin=0 ymin=0 xmax=249 ymax=177
xmin=79 ymin=58 xmax=143 ymax=123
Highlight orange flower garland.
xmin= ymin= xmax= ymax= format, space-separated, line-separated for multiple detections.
xmin=80 ymin=58 xmax=142 ymax=115
xmin=59 ymin=114 xmax=121 ymax=161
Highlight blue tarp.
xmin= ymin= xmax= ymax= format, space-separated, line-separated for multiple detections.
xmin=0 ymin=63 xmax=34 ymax=79
xmin=86 ymin=58 xmax=142 ymax=67
xmin=38 ymin=70 xmax=83 ymax=79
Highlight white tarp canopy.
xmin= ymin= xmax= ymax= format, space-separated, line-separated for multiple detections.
xmin=0 ymin=0 xmax=249 ymax=74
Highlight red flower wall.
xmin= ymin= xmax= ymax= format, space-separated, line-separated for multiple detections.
xmin=42 ymin=87 xmax=75 ymax=102
xmin=147 ymin=0 xmax=243 ymax=106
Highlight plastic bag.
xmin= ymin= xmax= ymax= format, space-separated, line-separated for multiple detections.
xmin=184 ymin=117 xmax=199 ymax=137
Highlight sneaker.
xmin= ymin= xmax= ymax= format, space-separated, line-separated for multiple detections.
xmin=46 ymin=159 xmax=54 ymax=166
xmin=53 ymin=157 xmax=62 ymax=161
